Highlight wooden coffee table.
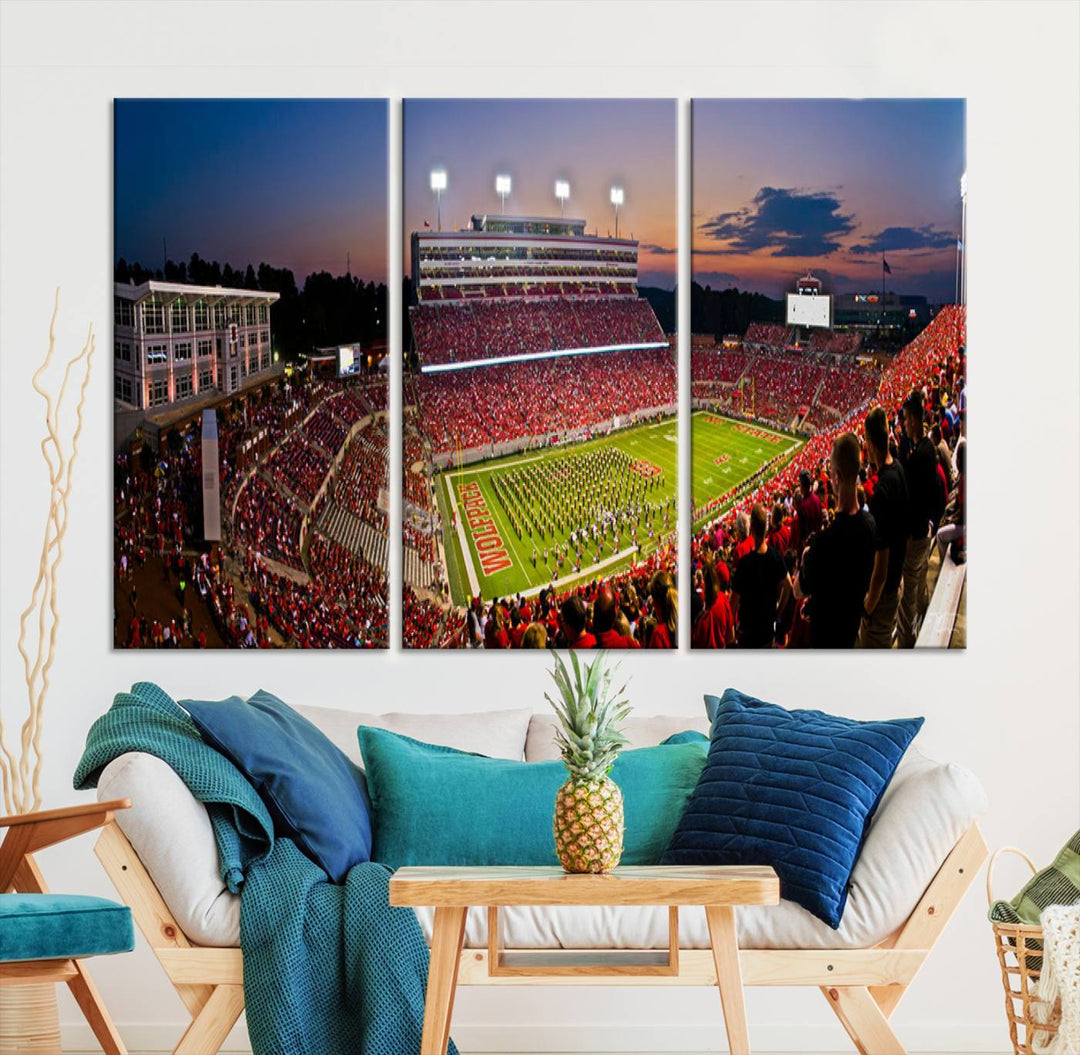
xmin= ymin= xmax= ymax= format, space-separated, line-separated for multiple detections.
xmin=390 ymin=864 xmax=780 ymax=1055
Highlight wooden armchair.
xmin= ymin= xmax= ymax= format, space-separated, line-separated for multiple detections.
xmin=0 ymin=799 xmax=134 ymax=1055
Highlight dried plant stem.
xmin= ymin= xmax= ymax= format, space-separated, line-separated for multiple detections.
xmin=0 ymin=289 xmax=94 ymax=814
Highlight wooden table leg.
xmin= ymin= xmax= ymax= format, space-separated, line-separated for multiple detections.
xmin=705 ymin=905 xmax=751 ymax=1055
xmin=422 ymin=906 xmax=467 ymax=1055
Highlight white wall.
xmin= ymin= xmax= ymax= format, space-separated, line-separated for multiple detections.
xmin=1 ymin=3 xmax=1077 ymax=1052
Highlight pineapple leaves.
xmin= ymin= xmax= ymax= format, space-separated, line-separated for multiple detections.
xmin=547 ymin=650 xmax=631 ymax=778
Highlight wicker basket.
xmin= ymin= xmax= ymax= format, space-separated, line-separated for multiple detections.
xmin=989 ymin=846 xmax=1062 ymax=1055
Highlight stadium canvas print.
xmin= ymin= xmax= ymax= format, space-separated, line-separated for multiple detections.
xmin=691 ymin=99 xmax=967 ymax=650
xmin=402 ymin=99 xmax=678 ymax=649
xmin=114 ymin=99 xmax=389 ymax=648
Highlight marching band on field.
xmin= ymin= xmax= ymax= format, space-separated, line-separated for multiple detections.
xmin=488 ymin=447 xmax=675 ymax=576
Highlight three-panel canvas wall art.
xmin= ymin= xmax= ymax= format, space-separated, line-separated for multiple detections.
xmin=113 ymin=98 xmax=967 ymax=651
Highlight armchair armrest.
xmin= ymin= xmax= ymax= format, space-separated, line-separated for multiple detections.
xmin=1 ymin=799 xmax=130 ymax=891
xmin=0 ymin=798 xmax=131 ymax=829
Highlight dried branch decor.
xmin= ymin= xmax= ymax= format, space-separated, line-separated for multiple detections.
xmin=0 ymin=290 xmax=95 ymax=814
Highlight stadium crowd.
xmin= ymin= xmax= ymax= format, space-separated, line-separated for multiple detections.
xmin=415 ymin=346 xmax=675 ymax=455
xmin=430 ymin=541 xmax=679 ymax=651
xmin=267 ymin=432 xmax=331 ymax=506
xmin=691 ymin=305 xmax=966 ymax=650
xmin=804 ymin=329 xmax=863 ymax=356
xmin=744 ymin=323 xmax=792 ymax=348
xmin=323 ymin=421 xmax=388 ymax=527
xmin=411 ymin=297 xmax=664 ymax=366
xmin=403 ymin=584 xmax=464 ymax=649
xmin=115 ymin=371 xmax=390 ymax=648
xmin=233 ymin=474 xmax=304 ymax=569
xmin=692 ymin=347 xmax=881 ymax=429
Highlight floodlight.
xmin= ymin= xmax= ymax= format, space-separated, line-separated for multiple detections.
xmin=430 ymin=169 xmax=447 ymax=231
xmin=495 ymin=173 xmax=511 ymax=214
xmin=610 ymin=185 xmax=624 ymax=238
xmin=555 ymin=179 xmax=570 ymax=217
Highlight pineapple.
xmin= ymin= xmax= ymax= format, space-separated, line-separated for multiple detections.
xmin=546 ymin=650 xmax=632 ymax=874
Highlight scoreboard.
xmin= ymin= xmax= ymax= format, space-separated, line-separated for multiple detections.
xmin=786 ymin=293 xmax=832 ymax=329
xmin=337 ymin=344 xmax=362 ymax=376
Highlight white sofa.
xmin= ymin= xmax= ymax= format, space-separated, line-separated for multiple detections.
xmin=97 ymin=704 xmax=988 ymax=956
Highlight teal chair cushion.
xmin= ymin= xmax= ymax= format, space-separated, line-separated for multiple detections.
xmin=0 ymin=894 xmax=135 ymax=963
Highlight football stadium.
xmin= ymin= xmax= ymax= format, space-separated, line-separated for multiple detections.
xmin=114 ymin=287 xmax=390 ymax=650
xmin=112 ymin=99 xmax=390 ymax=650
xmin=690 ymin=300 xmax=966 ymax=649
xmin=403 ymin=212 xmax=679 ymax=649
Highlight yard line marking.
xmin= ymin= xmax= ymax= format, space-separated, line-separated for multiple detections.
xmin=517 ymin=545 xmax=640 ymax=599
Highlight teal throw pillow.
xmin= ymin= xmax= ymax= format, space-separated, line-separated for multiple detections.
xmin=357 ymin=728 xmax=707 ymax=870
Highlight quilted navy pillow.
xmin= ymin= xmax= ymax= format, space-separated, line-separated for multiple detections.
xmin=662 ymin=688 xmax=923 ymax=928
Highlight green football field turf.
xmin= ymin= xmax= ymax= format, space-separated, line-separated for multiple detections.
xmin=435 ymin=416 xmax=678 ymax=606
xmin=691 ymin=411 xmax=805 ymax=528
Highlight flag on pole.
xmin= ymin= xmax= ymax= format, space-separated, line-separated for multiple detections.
xmin=882 ymin=257 xmax=892 ymax=275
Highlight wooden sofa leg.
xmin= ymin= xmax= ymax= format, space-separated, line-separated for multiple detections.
xmin=67 ymin=960 xmax=127 ymax=1054
xmin=174 ymin=984 xmax=244 ymax=1055
xmin=822 ymin=985 xmax=905 ymax=1055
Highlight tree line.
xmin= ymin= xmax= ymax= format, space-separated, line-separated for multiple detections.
xmin=689 ymin=282 xmax=785 ymax=340
xmin=115 ymin=254 xmax=387 ymax=361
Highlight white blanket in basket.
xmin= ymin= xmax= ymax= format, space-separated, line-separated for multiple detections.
xmin=1034 ymin=902 xmax=1080 ymax=1055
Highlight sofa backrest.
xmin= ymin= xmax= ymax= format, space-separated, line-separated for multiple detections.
xmin=294 ymin=704 xmax=534 ymax=766
xmin=292 ymin=704 xmax=712 ymax=768
xmin=524 ymin=713 xmax=711 ymax=762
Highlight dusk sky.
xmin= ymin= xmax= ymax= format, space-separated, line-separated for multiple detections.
xmin=403 ymin=99 xmax=676 ymax=289
xmin=115 ymin=99 xmax=388 ymax=285
xmin=693 ymin=99 xmax=965 ymax=302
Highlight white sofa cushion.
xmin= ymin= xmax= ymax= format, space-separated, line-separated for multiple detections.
xmin=421 ymin=746 xmax=987 ymax=951
xmin=295 ymin=705 xmax=533 ymax=766
xmin=96 ymin=725 xmax=986 ymax=952
xmin=98 ymin=751 xmax=241 ymax=947
xmin=525 ymin=712 xmax=711 ymax=762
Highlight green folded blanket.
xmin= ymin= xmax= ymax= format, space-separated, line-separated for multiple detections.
xmin=988 ymin=830 xmax=1080 ymax=926
xmin=75 ymin=681 xmax=455 ymax=1055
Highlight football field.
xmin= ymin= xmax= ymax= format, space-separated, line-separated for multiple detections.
xmin=436 ymin=417 xmax=678 ymax=606
xmin=691 ymin=411 xmax=804 ymax=528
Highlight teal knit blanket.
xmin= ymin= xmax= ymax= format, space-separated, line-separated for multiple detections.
xmin=74 ymin=682 xmax=456 ymax=1055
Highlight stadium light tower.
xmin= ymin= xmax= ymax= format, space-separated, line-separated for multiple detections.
xmin=495 ymin=174 xmax=512 ymax=214
xmin=430 ymin=168 xmax=447 ymax=231
xmin=555 ymin=179 xmax=570 ymax=217
xmin=610 ymin=185 xmax=624 ymax=239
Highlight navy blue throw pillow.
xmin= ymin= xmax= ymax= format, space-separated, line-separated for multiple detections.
xmin=662 ymin=688 xmax=923 ymax=928
xmin=182 ymin=690 xmax=371 ymax=882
